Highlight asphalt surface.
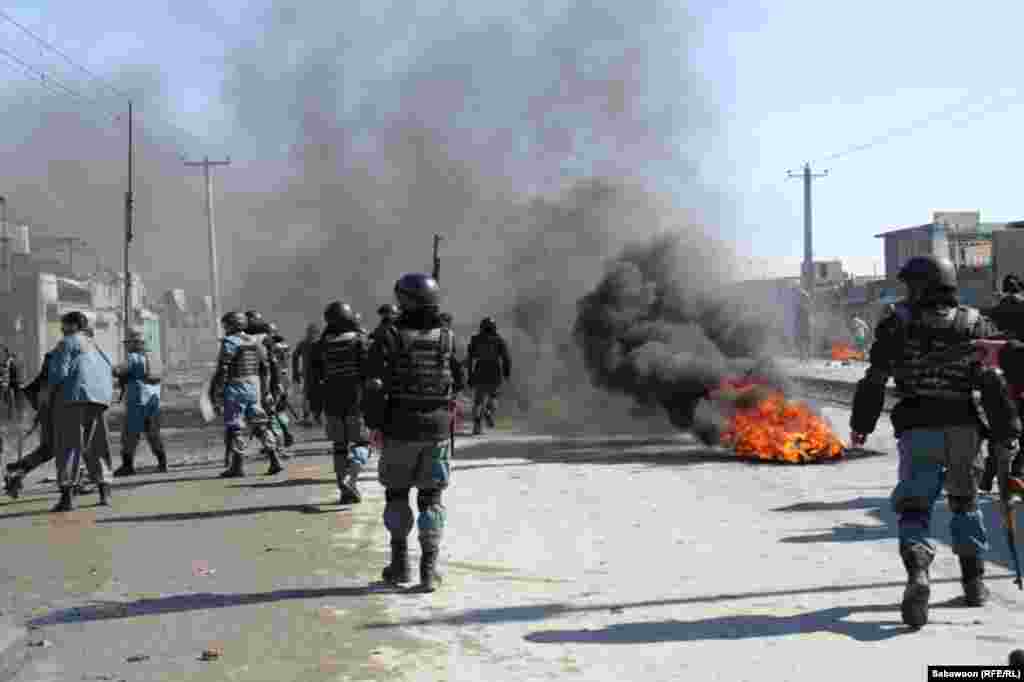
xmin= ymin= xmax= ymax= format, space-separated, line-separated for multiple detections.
xmin=1 ymin=362 xmax=1021 ymax=681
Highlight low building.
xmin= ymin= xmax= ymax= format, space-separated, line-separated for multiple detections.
xmin=156 ymin=289 xmax=217 ymax=370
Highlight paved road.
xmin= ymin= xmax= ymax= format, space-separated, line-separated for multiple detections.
xmin=1 ymin=402 xmax=1021 ymax=681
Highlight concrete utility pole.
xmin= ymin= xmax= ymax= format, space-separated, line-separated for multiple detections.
xmin=787 ymin=163 xmax=829 ymax=296
xmin=184 ymin=156 xmax=231 ymax=334
xmin=0 ymin=196 xmax=8 ymax=293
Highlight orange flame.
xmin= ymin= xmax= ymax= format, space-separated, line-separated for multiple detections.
xmin=715 ymin=380 xmax=845 ymax=463
xmin=830 ymin=342 xmax=864 ymax=362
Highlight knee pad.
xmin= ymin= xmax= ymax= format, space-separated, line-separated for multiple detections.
xmin=948 ymin=495 xmax=978 ymax=514
xmin=348 ymin=445 xmax=369 ymax=468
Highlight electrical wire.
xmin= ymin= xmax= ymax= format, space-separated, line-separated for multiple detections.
xmin=818 ymin=88 xmax=1022 ymax=163
xmin=0 ymin=7 xmax=129 ymax=100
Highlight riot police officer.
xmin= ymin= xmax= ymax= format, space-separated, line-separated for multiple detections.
xmin=365 ymin=273 xmax=464 ymax=592
xmin=851 ymin=255 xmax=1002 ymax=628
xmin=311 ymin=301 xmax=372 ymax=505
xmin=467 ymin=316 xmax=511 ymax=435
xmin=209 ymin=311 xmax=284 ymax=478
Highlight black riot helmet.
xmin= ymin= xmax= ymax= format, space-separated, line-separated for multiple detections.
xmin=245 ymin=310 xmax=263 ymax=323
xmin=267 ymin=322 xmax=280 ymax=336
xmin=898 ymin=256 xmax=958 ymax=305
xmin=324 ymin=301 xmax=358 ymax=329
xmin=394 ymin=273 xmax=441 ymax=311
xmin=221 ymin=311 xmax=247 ymax=333
xmin=479 ymin=316 xmax=497 ymax=334
xmin=377 ymin=303 xmax=399 ymax=319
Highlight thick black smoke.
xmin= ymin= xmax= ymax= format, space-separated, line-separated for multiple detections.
xmin=574 ymin=234 xmax=793 ymax=443
xmin=218 ymin=1 xmax=724 ymax=344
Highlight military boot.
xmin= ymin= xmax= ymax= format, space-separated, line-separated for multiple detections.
xmin=485 ymin=407 xmax=496 ymax=429
xmin=472 ymin=418 xmax=482 ymax=436
xmin=419 ymin=548 xmax=443 ymax=593
xmin=51 ymin=487 xmax=73 ymax=513
xmin=220 ymin=451 xmax=245 ymax=478
xmin=113 ymin=454 xmax=136 ymax=478
xmin=338 ymin=472 xmax=361 ymax=505
xmin=960 ymin=556 xmax=990 ymax=607
xmin=97 ymin=483 xmax=111 ymax=507
xmin=900 ymin=544 xmax=933 ymax=628
xmin=382 ymin=540 xmax=412 ymax=585
xmin=264 ymin=448 xmax=284 ymax=476
xmin=4 ymin=472 xmax=23 ymax=499
xmin=155 ymin=452 xmax=168 ymax=474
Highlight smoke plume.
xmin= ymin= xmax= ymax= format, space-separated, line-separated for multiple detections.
xmin=574 ymin=234 xmax=793 ymax=442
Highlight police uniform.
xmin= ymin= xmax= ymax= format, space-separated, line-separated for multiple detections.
xmin=366 ymin=274 xmax=464 ymax=592
xmin=211 ymin=314 xmax=283 ymax=478
xmin=113 ymin=332 xmax=167 ymax=476
xmin=851 ymin=256 xmax=1000 ymax=628
xmin=314 ymin=308 xmax=371 ymax=505
xmin=467 ymin=319 xmax=511 ymax=435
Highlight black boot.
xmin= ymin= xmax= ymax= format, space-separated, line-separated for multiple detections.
xmin=900 ymin=545 xmax=932 ymax=628
xmin=113 ymin=455 xmax=136 ymax=478
xmin=960 ymin=556 xmax=990 ymax=607
xmin=220 ymin=451 xmax=245 ymax=478
xmin=338 ymin=476 xmax=361 ymax=505
xmin=382 ymin=540 xmax=412 ymax=585
xmin=419 ymin=549 xmax=442 ymax=593
xmin=155 ymin=452 xmax=168 ymax=474
xmin=472 ymin=419 xmax=482 ymax=436
xmin=51 ymin=488 xmax=73 ymax=513
xmin=4 ymin=472 xmax=23 ymax=499
xmin=265 ymin=449 xmax=284 ymax=476
xmin=97 ymin=483 xmax=111 ymax=507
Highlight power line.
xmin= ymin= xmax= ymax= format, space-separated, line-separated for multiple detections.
xmin=0 ymin=8 xmax=129 ymax=100
xmin=0 ymin=44 xmax=120 ymax=120
xmin=818 ymin=88 xmax=1022 ymax=163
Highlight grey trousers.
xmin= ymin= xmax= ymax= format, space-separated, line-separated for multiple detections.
xmin=55 ymin=403 xmax=112 ymax=488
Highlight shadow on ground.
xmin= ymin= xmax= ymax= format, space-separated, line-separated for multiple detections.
xmin=362 ymin=574 xmax=1012 ymax=631
xmin=523 ymin=603 xmax=906 ymax=644
xmin=95 ymin=503 xmax=345 ymax=524
xmin=773 ymin=494 xmax=1021 ymax=577
xmin=28 ymin=585 xmax=395 ymax=627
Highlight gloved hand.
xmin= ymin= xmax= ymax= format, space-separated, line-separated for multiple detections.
xmin=850 ymin=431 xmax=867 ymax=448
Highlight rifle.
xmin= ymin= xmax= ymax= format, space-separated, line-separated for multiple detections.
xmin=432 ymin=234 xmax=443 ymax=282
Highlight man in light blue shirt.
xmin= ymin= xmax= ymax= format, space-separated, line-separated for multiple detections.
xmin=47 ymin=311 xmax=114 ymax=512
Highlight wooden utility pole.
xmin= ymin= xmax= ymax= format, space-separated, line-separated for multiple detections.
xmin=184 ymin=156 xmax=231 ymax=334
xmin=124 ymin=100 xmax=134 ymax=338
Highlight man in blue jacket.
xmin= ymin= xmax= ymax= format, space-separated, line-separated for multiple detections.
xmin=47 ymin=311 xmax=115 ymax=512
xmin=112 ymin=328 xmax=167 ymax=476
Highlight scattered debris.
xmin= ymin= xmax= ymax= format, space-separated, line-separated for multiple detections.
xmin=125 ymin=654 xmax=150 ymax=663
xmin=199 ymin=647 xmax=223 ymax=661
xmin=27 ymin=639 xmax=52 ymax=648
xmin=191 ymin=560 xmax=216 ymax=577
